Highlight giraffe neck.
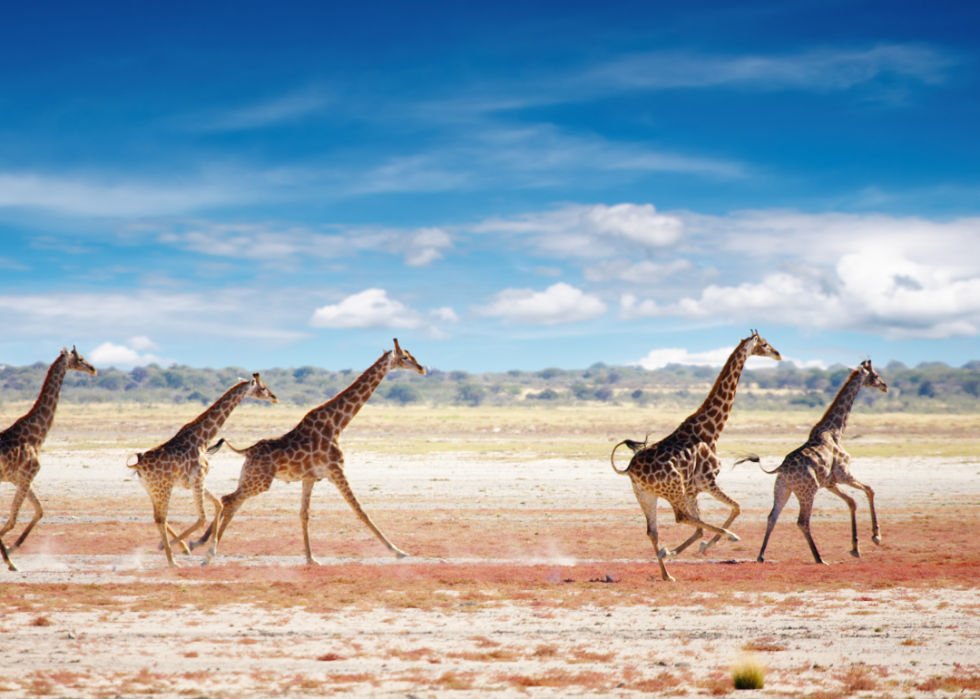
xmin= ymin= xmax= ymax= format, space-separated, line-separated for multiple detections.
xmin=810 ymin=368 xmax=864 ymax=440
xmin=684 ymin=337 xmax=753 ymax=445
xmin=17 ymin=352 xmax=70 ymax=446
xmin=305 ymin=351 xmax=394 ymax=434
xmin=173 ymin=381 xmax=251 ymax=447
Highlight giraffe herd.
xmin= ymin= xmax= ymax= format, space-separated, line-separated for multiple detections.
xmin=1 ymin=334 xmax=886 ymax=579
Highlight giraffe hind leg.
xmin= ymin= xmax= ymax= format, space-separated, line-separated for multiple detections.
xmin=758 ymin=477 xmax=791 ymax=563
xmin=662 ymin=495 xmax=703 ymax=558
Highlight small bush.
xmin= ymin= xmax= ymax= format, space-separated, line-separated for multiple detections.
xmin=731 ymin=656 xmax=765 ymax=690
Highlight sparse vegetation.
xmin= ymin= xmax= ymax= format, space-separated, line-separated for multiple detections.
xmin=731 ymin=655 xmax=766 ymax=690
xmin=2 ymin=358 xmax=978 ymax=411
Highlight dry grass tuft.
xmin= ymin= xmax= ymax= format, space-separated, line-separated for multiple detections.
xmin=30 ymin=615 xmax=53 ymax=627
xmin=731 ymin=655 xmax=765 ymax=690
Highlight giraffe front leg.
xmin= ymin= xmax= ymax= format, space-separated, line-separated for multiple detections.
xmin=300 ymin=480 xmax=321 ymax=566
xmin=327 ymin=463 xmax=409 ymax=559
xmin=10 ymin=486 xmax=44 ymax=551
xmin=189 ymin=487 xmax=223 ymax=551
xmin=847 ymin=478 xmax=881 ymax=546
xmin=827 ymin=485 xmax=860 ymax=558
xmin=0 ymin=537 xmax=16 ymax=572
xmin=664 ymin=492 xmax=703 ymax=557
xmin=698 ymin=484 xmax=741 ymax=556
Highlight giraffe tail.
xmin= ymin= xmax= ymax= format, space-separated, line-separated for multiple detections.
xmin=126 ymin=452 xmax=143 ymax=469
xmin=206 ymin=438 xmax=247 ymax=456
xmin=610 ymin=440 xmax=637 ymax=475
xmin=735 ymin=453 xmax=780 ymax=474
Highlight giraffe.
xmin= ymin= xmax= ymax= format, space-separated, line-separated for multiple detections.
xmin=0 ymin=347 xmax=97 ymax=571
xmin=199 ymin=339 xmax=426 ymax=566
xmin=126 ymin=374 xmax=278 ymax=567
xmin=610 ymin=331 xmax=781 ymax=581
xmin=755 ymin=360 xmax=887 ymax=564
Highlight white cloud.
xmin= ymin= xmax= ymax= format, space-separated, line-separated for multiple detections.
xmin=430 ymin=307 xmax=459 ymax=323
xmin=590 ymin=45 xmax=951 ymax=93
xmin=150 ymin=220 xmax=453 ymax=268
xmin=475 ymin=282 xmax=607 ymax=325
xmin=309 ymin=289 xmax=425 ymax=329
xmin=618 ymin=210 xmax=980 ymax=340
xmin=633 ymin=345 xmax=825 ymax=371
xmin=89 ymin=341 xmax=165 ymax=368
xmin=127 ymin=336 xmax=160 ymax=352
xmin=585 ymin=259 xmax=692 ymax=283
xmin=473 ymin=203 xmax=685 ymax=259
xmin=196 ymin=87 xmax=329 ymax=132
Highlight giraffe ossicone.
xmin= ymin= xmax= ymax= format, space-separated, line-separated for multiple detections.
xmin=611 ymin=330 xmax=781 ymax=581
xmin=0 ymin=347 xmax=97 ymax=572
xmin=200 ymin=338 xmax=426 ymax=566
xmin=756 ymin=359 xmax=887 ymax=564
xmin=128 ymin=373 xmax=278 ymax=567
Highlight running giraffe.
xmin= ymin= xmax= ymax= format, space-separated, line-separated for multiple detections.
xmin=200 ymin=339 xmax=426 ymax=565
xmin=755 ymin=360 xmax=887 ymax=564
xmin=611 ymin=331 xmax=781 ymax=581
xmin=127 ymin=374 xmax=278 ymax=567
xmin=0 ymin=347 xmax=97 ymax=571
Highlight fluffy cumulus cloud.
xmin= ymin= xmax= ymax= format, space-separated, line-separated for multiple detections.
xmin=476 ymin=283 xmax=607 ymax=325
xmin=622 ymin=212 xmax=980 ymax=340
xmin=472 ymin=203 xmax=684 ymax=259
xmin=89 ymin=340 xmax=166 ymax=368
xmin=309 ymin=289 xmax=425 ymax=329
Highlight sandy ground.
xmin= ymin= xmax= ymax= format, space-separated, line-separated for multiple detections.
xmin=1 ymin=424 xmax=979 ymax=696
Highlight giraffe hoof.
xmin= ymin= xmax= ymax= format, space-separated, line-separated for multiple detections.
xmin=393 ymin=549 xmax=410 ymax=559
xmin=698 ymin=542 xmax=709 ymax=555
xmin=850 ymin=550 xmax=861 ymax=559
xmin=168 ymin=560 xmax=181 ymax=569
xmin=6 ymin=563 xmax=18 ymax=572
xmin=201 ymin=556 xmax=214 ymax=567
xmin=727 ymin=533 xmax=741 ymax=543
xmin=756 ymin=556 xmax=765 ymax=563
xmin=662 ymin=574 xmax=676 ymax=582
xmin=872 ymin=535 xmax=882 ymax=546
xmin=306 ymin=558 xmax=322 ymax=566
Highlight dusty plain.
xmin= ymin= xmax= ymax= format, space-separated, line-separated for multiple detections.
xmin=1 ymin=403 xmax=979 ymax=698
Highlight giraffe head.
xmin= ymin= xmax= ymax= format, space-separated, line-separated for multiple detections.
xmin=858 ymin=360 xmax=888 ymax=393
xmin=245 ymin=372 xmax=279 ymax=403
xmin=66 ymin=346 xmax=98 ymax=375
xmin=390 ymin=338 xmax=426 ymax=375
xmin=747 ymin=330 xmax=781 ymax=361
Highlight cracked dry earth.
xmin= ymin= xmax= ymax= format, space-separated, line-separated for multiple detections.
xmin=1 ymin=416 xmax=979 ymax=697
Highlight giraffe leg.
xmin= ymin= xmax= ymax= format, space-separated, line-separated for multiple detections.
xmin=162 ymin=523 xmax=191 ymax=554
xmin=697 ymin=483 xmax=741 ymax=556
xmin=189 ymin=487 xmax=223 ymax=551
xmin=170 ymin=481 xmax=209 ymax=554
xmin=0 ymin=536 xmax=15 ymax=572
xmin=10 ymin=487 xmax=44 ymax=551
xmin=631 ymin=481 xmax=673 ymax=581
xmin=843 ymin=477 xmax=881 ymax=546
xmin=0 ymin=482 xmax=30 ymax=544
xmin=153 ymin=501 xmax=180 ymax=568
xmin=827 ymin=485 xmax=860 ymax=558
xmin=757 ymin=476 xmax=791 ymax=563
xmin=203 ymin=464 xmax=274 ymax=566
xmin=300 ymin=480 xmax=321 ymax=566
xmin=795 ymin=490 xmax=826 ymax=565
xmin=327 ymin=466 xmax=408 ymax=558
xmin=663 ymin=494 xmax=703 ymax=558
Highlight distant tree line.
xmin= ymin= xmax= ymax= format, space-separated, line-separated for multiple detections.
xmin=1 ymin=358 xmax=978 ymax=413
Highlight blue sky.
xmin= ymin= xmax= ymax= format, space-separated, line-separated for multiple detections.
xmin=1 ymin=0 xmax=978 ymax=373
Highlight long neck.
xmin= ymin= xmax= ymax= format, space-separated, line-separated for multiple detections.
xmin=684 ymin=338 xmax=752 ymax=445
xmin=305 ymin=351 xmax=393 ymax=434
xmin=174 ymin=381 xmax=250 ymax=446
xmin=18 ymin=352 xmax=70 ymax=445
xmin=810 ymin=369 xmax=864 ymax=439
